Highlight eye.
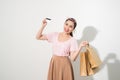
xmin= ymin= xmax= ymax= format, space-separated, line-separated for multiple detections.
xmin=65 ymin=23 xmax=68 ymax=26
xmin=69 ymin=25 xmax=73 ymax=28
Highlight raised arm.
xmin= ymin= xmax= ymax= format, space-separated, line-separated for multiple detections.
xmin=36 ymin=18 xmax=47 ymax=40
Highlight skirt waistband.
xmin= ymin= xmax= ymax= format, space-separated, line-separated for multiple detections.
xmin=52 ymin=54 xmax=69 ymax=58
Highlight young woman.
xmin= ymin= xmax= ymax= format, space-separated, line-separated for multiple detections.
xmin=36 ymin=18 xmax=88 ymax=80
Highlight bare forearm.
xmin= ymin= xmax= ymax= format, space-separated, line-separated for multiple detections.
xmin=36 ymin=26 xmax=45 ymax=39
xmin=70 ymin=41 xmax=89 ymax=61
xmin=36 ymin=18 xmax=47 ymax=40
xmin=70 ymin=45 xmax=83 ymax=61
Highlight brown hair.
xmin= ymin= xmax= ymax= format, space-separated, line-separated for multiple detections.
xmin=65 ymin=18 xmax=77 ymax=37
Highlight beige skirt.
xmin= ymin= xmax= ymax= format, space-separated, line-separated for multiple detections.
xmin=47 ymin=55 xmax=74 ymax=80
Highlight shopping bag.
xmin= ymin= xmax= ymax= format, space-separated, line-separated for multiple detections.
xmin=80 ymin=44 xmax=102 ymax=76
xmin=86 ymin=45 xmax=102 ymax=68
xmin=80 ymin=52 xmax=87 ymax=76
xmin=80 ymin=51 xmax=94 ymax=76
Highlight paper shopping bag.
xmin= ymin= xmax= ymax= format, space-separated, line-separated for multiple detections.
xmin=86 ymin=45 xmax=102 ymax=68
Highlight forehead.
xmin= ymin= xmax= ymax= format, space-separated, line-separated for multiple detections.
xmin=66 ymin=20 xmax=74 ymax=25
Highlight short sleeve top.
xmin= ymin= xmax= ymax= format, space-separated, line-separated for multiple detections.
xmin=44 ymin=32 xmax=78 ymax=56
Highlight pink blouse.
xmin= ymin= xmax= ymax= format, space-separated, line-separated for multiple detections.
xmin=44 ymin=32 xmax=78 ymax=56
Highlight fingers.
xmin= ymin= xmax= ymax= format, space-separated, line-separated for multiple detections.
xmin=41 ymin=18 xmax=47 ymax=27
xmin=85 ymin=41 xmax=89 ymax=45
xmin=83 ymin=41 xmax=88 ymax=44
xmin=82 ymin=41 xmax=89 ymax=46
xmin=42 ymin=18 xmax=47 ymax=23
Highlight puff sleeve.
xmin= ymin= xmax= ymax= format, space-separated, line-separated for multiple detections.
xmin=70 ymin=38 xmax=78 ymax=52
xmin=44 ymin=32 xmax=57 ymax=43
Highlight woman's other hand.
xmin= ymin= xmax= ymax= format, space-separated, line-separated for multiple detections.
xmin=80 ymin=41 xmax=89 ymax=47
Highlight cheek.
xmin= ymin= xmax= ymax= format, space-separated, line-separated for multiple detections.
xmin=64 ymin=25 xmax=68 ymax=30
xmin=69 ymin=28 xmax=74 ymax=32
xmin=64 ymin=27 xmax=69 ymax=32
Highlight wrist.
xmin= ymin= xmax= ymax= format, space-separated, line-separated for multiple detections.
xmin=79 ymin=44 xmax=83 ymax=48
xmin=41 ymin=25 xmax=46 ymax=28
xmin=78 ymin=45 xmax=83 ymax=51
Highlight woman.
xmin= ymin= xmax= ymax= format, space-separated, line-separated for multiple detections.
xmin=36 ymin=18 xmax=88 ymax=80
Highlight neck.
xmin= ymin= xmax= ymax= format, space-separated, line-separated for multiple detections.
xmin=63 ymin=32 xmax=69 ymax=35
xmin=62 ymin=32 xmax=70 ymax=37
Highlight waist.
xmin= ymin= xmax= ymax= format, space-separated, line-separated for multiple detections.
xmin=52 ymin=55 xmax=70 ymax=61
xmin=53 ymin=54 xmax=69 ymax=57
xmin=53 ymin=53 xmax=69 ymax=56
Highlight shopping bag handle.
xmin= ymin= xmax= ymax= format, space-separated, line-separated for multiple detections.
xmin=86 ymin=43 xmax=89 ymax=47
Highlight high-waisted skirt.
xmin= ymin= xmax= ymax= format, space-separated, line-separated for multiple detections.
xmin=47 ymin=55 xmax=74 ymax=80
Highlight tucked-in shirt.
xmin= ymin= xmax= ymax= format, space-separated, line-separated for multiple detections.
xmin=44 ymin=32 xmax=78 ymax=56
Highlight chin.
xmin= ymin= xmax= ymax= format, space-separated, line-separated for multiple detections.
xmin=64 ymin=31 xmax=70 ymax=34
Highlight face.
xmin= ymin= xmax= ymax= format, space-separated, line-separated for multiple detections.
xmin=64 ymin=20 xmax=74 ymax=34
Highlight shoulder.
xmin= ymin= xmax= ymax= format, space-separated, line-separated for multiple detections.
xmin=70 ymin=37 xmax=78 ymax=44
xmin=51 ymin=32 xmax=59 ymax=34
xmin=51 ymin=32 xmax=59 ymax=36
xmin=44 ymin=32 xmax=59 ymax=42
xmin=71 ymin=37 xmax=77 ymax=41
xmin=44 ymin=32 xmax=58 ymax=39
xmin=47 ymin=32 xmax=58 ymax=36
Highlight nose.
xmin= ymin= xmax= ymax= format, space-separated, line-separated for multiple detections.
xmin=65 ymin=28 xmax=69 ymax=32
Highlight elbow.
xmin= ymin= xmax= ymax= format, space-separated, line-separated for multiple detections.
xmin=36 ymin=34 xmax=43 ymax=40
xmin=70 ymin=53 xmax=77 ymax=62
xmin=35 ymin=36 xmax=40 ymax=40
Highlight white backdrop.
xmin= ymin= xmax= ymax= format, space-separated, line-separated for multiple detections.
xmin=0 ymin=0 xmax=120 ymax=80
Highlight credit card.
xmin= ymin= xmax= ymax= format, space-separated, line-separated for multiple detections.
xmin=46 ymin=18 xmax=51 ymax=20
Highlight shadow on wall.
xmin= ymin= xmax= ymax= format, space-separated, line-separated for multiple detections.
xmin=73 ymin=26 xmax=120 ymax=80
xmin=100 ymin=53 xmax=120 ymax=80
xmin=72 ymin=26 xmax=99 ymax=80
